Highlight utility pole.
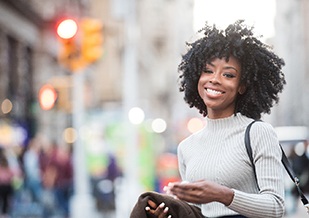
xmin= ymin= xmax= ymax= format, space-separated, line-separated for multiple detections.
xmin=116 ymin=0 xmax=142 ymax=217
xmin=56 ymin=16 xmax=103 ymax=218
xmin=70 ymin=70 xmax=96 ymax=218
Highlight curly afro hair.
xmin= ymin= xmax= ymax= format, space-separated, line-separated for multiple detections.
xmin=178 ymin=20 xmax=286 ymax=120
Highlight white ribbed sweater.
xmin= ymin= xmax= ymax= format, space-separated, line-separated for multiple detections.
xmin=177 ymin=113 xmax=285 ymax=218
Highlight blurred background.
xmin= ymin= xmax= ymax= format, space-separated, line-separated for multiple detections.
xmin=0 ymin=0 xmax=308 ymax=217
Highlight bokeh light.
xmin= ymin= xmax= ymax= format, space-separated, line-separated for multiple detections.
xmin=128 ymin=107 xmax=145 ymax=124
xmin=39 ymin=84 xmax=57 ymax=110
xmin=151 ymin=118 xmax=167 ymax=133
xmin=187 ymin=117 xmax=204 ymax=133
xmin=294 ymin=142 xmax=306 ymax=156
xmin=63 ymin=127 xmax=78 ymax=144
xmin=1 ymin=99 xmax=13 ymax=114
xmin=57 ymin=19 xmax=78 ymax=39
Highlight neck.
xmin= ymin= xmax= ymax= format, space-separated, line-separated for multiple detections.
xmin=207 ymin=111 xmax=235 ymax=119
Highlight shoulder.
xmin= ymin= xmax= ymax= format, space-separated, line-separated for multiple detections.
xmin=179 ymin=127 xmax=205 ymax=146
xmin=249 ymin=121 xmax=277 ymax=138
xmin=248 ymin=121 xmax=281 ymax=155
xmin=177 ymin=127 xmax=206 ymax=156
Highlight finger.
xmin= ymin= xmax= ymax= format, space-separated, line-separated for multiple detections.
xmin=163 ymin=185 xmax=170 ymax=192
xmin=174 ymin=182 xmax=195 ymax=190
xmin=158 ymin=209 xmax=170 ymax=218
xmin=157 ymin=203 xmax=170 ymax=218
xmin=147 ymin=199 xmax=158 ymax=209
xmin=153 ymin=202 xmax=166 ymax=216
xmin=170 ymin=185 xmax=198 ymax=201
xmin=145 ymin=200 xmax=158 ymax=216
xmin=146 ymin=200 xmax=170 ymax=217
xmin=174 ymin=188 xmax=203 ymax=204
xmin=168 ymin=181 xmax=183 ymax=189
xmin=163 ymin=186 xmax=174 ymax=196
xmin=145 ymin=206 xmax=152 ymax=213
xmin=146 ymin=202 xmax=164 ymax=213
xmin=172 ymin=183 xmax=199 ymax=194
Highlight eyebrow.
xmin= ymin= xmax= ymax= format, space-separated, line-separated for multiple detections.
xmin=224 ymin=66 xmax=239 ymax=72
xmin=206 ymin=63 xmax=239 ymax=73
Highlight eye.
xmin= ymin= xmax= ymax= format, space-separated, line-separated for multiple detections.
xmin=223 ymin=72 xmax=236 ymax=78
xmin=202 ymin=68 xmax=213 ymax=74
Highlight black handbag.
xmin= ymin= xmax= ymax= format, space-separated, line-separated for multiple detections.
xmin=245 ymin=120 xmax=309 ymax=214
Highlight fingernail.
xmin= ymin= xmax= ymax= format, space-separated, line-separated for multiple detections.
xmin=168 ymin=182 xmax=174 ymax=187
xmin=164 ymin=207 xmax=169 ymax=213
xmin=145 ymin=206 xmax=150 ymax=211
xmin=159 ymin=202 xmax=165 ymax=208
xmin=168 ymin=215 xmax=172 ymax=218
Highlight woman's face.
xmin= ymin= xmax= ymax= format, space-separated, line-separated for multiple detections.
xmin=198 ymin=56 xmax=244 ymax=119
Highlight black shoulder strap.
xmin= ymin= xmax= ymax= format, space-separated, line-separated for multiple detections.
xmin=245 ymin=120 xmax=309 ymax=213
xmin=244 ymin=120 xmax=259 ymax=188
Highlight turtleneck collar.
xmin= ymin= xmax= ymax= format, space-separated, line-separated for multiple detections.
xmin=204 ymin=113 xmax=252 ymax=132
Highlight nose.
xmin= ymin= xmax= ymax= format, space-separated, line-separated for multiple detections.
xmin=209 ymin=72 xmax=221 ymax=84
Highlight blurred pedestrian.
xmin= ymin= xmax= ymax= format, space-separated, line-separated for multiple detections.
xmin=39 ymin=141 xmax=58 ymax=217
xmin=23 ymin=137 xmax=43 ymax=202
xmin=41 ymin=144 xmax=73 ymax=218
xmin=52 ymin=145 xmax=73 ymax=217
xmin=130 ymin=20 xmax=286 ymax=217
xmin=0 ymin=148 xmax=14 ymax=216
xmin=95 ymin=154 xmax=122 ymax=212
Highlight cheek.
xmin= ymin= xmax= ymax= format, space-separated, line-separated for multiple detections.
xmin=197 ymin=79 xmax=204 ymax=96
xmin=229 ymin=86 xmax=241 ymax=100
xmin=227 ymin=80 xmax=241 ymax=92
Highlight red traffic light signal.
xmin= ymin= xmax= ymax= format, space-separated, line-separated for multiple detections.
xmin=56 ymin=18 xmax=82 ymax=71
xmin=39 ymin=84 xmax=57 ymax=110
xmin=56 ymin=19 xmax=78 ymax=39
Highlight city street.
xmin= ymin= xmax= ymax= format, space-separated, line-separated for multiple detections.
xmin=1 ymin=0 xmax=309 ymax=218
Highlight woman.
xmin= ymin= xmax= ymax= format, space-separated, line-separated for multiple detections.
xmin=130 ymin=20 xmax=286 ymax=218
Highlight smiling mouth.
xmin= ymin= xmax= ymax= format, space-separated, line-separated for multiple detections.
xmin=206 ymin=88 xmax=224 ymax=95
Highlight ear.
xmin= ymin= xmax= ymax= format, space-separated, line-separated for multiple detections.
xmin=238 ymin=85 xmax=246 ymax=95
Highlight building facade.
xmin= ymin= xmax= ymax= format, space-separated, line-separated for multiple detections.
xmin=0 ymin=0 xmax=94 ymax=146
xmin=0 ymin=0 xmax=195 ymax=148
xmin=272 ymin=0 xmax=309 ymax=128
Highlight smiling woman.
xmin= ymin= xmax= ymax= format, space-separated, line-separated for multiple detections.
xmin=193 ymin=0 xmax=276 ymax=40
xmin=130 ymin=20 xmax=287 ymax=218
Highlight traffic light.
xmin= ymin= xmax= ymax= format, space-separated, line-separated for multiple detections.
xmin=56 ymin=18 xmax=83 ymax=71
xmin=80 ymin=18 xmax=103 ymax=63
xmin=57 ymin=19 xmax=78 ymax=39
xmin=56 ymin=17 xmax=103 ymax=72
xmin=39 ymin=84 xmax=57 ymax=110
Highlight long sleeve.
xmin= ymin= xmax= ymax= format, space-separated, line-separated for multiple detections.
xmin=177 ymin=113 xmax=285 ymax=217
xmin=228 ymin=121 xmax=285 ymax=217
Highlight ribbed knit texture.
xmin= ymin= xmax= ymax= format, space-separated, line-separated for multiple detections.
xmin=177 ymin=113 xmax=285 ymax=218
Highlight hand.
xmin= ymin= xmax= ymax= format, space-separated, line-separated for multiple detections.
xmin=145 ymin=199 xmax=172 ymax=218
xmin=165 ymin=180 xmax=234 ymax=206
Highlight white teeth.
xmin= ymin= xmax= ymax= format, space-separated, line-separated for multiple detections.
xmin=206 ymin=88 xmax=223 ymax=95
